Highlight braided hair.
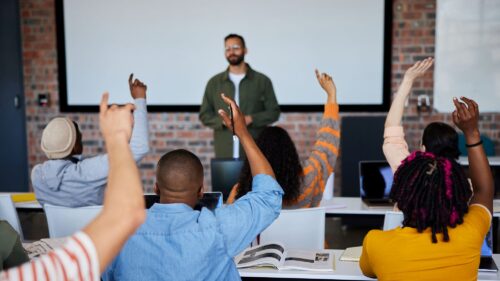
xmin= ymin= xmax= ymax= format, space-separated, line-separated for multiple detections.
xmin=390 ymin=151 xmax=471 ymax=243
xmin=235 ymin=126 xmax=303 ymax=204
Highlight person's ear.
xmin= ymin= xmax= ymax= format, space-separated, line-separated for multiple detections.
xmin=198 ymin=185 xmax=204 ymax=199
xmin=421 ymin=144 xmax=426 ymax=152
xmin=154 ymin=183 xmax=160 ymax=196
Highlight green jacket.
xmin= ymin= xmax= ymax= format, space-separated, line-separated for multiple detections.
xmin=0 ymin=220 xmax=29 ymax=270
xmin=199 ymin=64 xmax=280 ymax=158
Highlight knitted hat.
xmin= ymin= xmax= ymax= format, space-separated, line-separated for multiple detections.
xmin=41 ymin=117 xmax=77 ymax=159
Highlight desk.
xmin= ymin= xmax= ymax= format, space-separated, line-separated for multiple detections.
xmin=239 ymin=250 xmax=500 ymax=280
xmin=320 ymin=197 xmax=500 ymax=218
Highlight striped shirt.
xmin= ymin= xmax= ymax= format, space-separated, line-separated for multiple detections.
xmin=0 ymin=232 xmax=99 ymax=281
xmin=227 ymin=103 xmax=340 ymax=208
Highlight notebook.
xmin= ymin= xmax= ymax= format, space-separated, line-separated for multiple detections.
xmin=359 ymin=160 xmax=394 ymax=206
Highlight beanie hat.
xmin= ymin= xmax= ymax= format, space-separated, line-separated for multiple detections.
xmin=41 ymin=117 xmax=77 ymax=159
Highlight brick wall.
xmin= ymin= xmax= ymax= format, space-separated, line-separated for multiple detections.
xmin=20 ymin=0 xmax=500 ymax=193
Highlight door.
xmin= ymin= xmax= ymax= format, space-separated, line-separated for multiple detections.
xmin=0 ymin=0 xmax=29 ymax=191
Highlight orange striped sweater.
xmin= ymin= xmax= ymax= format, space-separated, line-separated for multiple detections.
xmin=227 ymin=103 xmax=340 ymax=208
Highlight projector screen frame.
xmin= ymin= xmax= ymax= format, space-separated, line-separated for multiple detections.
xmin=56 ymin=0 xmax=393 ymax=113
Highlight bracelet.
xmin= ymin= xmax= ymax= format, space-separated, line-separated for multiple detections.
xmin=465 ymin=140 xmax=483 ymax=148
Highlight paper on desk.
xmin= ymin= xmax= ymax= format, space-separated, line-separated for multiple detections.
xmin=340 ymin=246 xmax=362 ymax=262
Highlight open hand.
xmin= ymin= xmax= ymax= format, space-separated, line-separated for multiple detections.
xmin=315 ymin=69 xmax=336 ymax=101
xmin=129 ymin=73 xmax=147 ymax=99
xmin=403 ymin=57 xmax=434 ymax=82
xmin=452 ymin=96 xmax=479 ymax=137
xmin=218 ymin=93 xmax=248 ymax=137
xmin=99 ymin=93 xmax=135 ymax=142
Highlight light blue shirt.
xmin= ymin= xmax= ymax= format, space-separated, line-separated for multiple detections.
xmin=102 ymin=174 xmax=283 ymax=281
xmin=31 ymin=98 xmax=149 ymax=207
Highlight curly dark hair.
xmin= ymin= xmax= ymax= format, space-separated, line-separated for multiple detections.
xmin=235 ymin=126 xmax=303 ymax=205
xmin=390 ymin=151 xmax=472 ymax=243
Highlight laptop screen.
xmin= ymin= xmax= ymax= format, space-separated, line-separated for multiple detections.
xmin=481 ymin=227 xmax=493 ymax=257
xmin=359 ymin=161 xmax=393 ymax=199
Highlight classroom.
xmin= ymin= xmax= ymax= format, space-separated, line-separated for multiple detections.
xmin=1 ymin=0 xmax=500 ymax=280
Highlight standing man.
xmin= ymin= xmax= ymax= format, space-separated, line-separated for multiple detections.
xmin=199 ymin=34 xmax=280 ymax=158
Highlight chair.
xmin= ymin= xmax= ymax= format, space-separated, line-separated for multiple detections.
xmin=260 ymin=208 xmax=325 ymax=250
xmin=383 ymin=211 xmax=404 ymax=231
xmin=0 ymin=194 xmax=24 ymax=240
xmin=210 ymin=158 xmax=243 ymax=201
xmin=44 ymin=204 xmax=103 ymax=238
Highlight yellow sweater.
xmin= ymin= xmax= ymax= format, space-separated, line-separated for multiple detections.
xmin=360 ymin=204 xmax=491 ymax=281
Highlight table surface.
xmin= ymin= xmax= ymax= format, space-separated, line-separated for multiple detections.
xmin=319 ymin=197 xmax=500 ymax=218
xmin=239 ymin=249 xmax=500 ymax=280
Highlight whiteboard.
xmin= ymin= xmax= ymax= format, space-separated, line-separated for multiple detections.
xmin=435 ymin=0 xmax=500 ymax=113
xmin=57 ymin=0 xmax=390 ymax=111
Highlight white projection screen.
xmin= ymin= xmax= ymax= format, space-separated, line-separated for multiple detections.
xmin=56 ymin=0 xmax=392 ymax=112
xmin=435 ymin=0 xmax=500 ymax=113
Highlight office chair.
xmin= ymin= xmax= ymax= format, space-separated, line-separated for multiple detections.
xmin=383 ymin=211 xmax=404 ymax=231
xmin=260 ymin=207 xmax=326 ymax=250
xmin=0 ymin=194 xmax=24 ymax=240
xmin=44 ymin=204 xmax=102 ymax=238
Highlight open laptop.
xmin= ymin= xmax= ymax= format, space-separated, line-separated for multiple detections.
xmin=479 ymin=227 xmax=498 ymax=272
xmin=143 ymin=192 xmax=222 ymax=211
xmin=211 ymin=158 xmax=243 ymax=201
xmin=359 ymin=160 xmax=394 ymax=206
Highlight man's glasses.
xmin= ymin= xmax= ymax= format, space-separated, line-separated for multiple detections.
xmin=225 ymin=45 xmax=242 ymax=52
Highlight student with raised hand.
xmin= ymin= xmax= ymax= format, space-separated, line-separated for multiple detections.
xmin=0 ymin=93 xmax=147 ymax=281
xmin=226 ymin=69 xmax=340 ymax=208
xmin=381 ymin=57 xmax=461 ymax=171
xmin=31 ymin=74 xmax=149 ymax=207
xmin=360 ymin=97 xmax=494 ymax=280
xmin=102 ymin=94 xmax=283 ymax=281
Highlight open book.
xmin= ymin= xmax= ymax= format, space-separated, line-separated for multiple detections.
xmin=23 ymin=238 xmax=67 ymax=259
xmin=235 ymin=243 xmax=335 ymax=271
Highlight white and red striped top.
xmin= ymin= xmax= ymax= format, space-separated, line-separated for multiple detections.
xmin=0 ymin=232 xmax=99 ymax=281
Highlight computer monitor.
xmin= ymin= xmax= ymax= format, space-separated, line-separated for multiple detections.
xmin=210 ymin=158 xmax=243 ymax=202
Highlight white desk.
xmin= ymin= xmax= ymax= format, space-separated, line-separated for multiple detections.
xmin=320 ymin=197 xmax=500 ymax=218
xmin=239 ymin=249 xmax=500 ymax=280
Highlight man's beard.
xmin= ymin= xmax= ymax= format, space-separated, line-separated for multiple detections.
xmin=227 ymin=54 xmax=245 ymax=66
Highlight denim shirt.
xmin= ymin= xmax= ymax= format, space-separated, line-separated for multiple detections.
xmin=31 ymin=99 xmax=149 ymax=207
xmin=102 ymin=174 xmax=283 ymax=281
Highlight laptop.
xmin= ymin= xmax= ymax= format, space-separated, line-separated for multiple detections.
xmin=211 ymin=158 xmax=243 ymax=201
xmin=479 ymin=227 xmax=498 ymax=272
xmin=143 ymin=192 xmax=222 ymax=211
xmin=359 ymin=160 xmax=394 ymax=206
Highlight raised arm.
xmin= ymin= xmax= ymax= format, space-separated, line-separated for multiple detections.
xmin=128 ymin=74 xmax=150 ymax=161
xmin=383 ymin=58 xmax=434 ymax=172
xmin=452 ymin=97 xmax=494 ymax=213
xmin=83 ymin=93 xmax=146 ymax=272
xmin=295 ymin=70 xmax=340 ymax=207
xmin=217 ymin=94 xmax=283 ymax=256
xmin=385 ymin=57 xmax=434 ymax=127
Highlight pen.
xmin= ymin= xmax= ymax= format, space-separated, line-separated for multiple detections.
xmin=229 ymin=105 xmax=235 ymax=137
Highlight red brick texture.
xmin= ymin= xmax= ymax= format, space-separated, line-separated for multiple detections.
xmin=20 ymin=0 xmax=499 ymax=193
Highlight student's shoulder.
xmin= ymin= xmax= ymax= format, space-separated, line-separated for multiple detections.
xmin=466 ymin=204 xmax=492 ymax=225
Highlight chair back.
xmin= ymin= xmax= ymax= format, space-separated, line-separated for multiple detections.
xmin=0 ymin=194 xmax=24 ymax=240
xmin=260 ymin=207 xmax=325 ymax=250
xmin=383 ymin=211 xmax=404 ymax=231
xmin=44 ymin=204 xmax=102 ymax=238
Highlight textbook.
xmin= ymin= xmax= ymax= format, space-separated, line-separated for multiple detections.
xmin=339 ymin=246 xmax=362 ymax=262
xmin=235 ymin=243 xmax=335 ymax=271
